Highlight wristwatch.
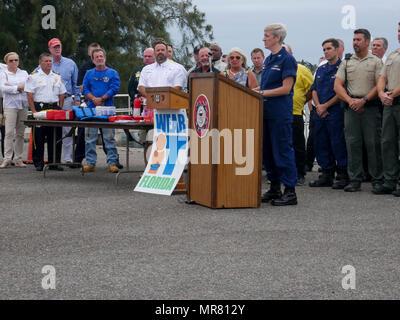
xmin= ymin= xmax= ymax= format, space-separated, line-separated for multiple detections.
xmin=362 ymin=97 xmax=369 ymax=103
xmin=101 ymin=97 xmax=106 ymax=103
xmin=259 ymin=90 xmax=264 ymax=96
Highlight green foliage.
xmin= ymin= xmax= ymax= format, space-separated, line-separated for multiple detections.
xmin=0 ymin=0 xmax=213 ymax=92
xmin=298 ymin=59 xmax=317 ymax=74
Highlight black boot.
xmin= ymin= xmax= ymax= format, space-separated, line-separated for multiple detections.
xmin=309 ymin=168 xmax=334 ymax=187
xmin=261 ymin=181 xmax=282 ymax=203
xmin=332 ymin=168 xmax=349 ymax=189
xmin=271 ymin=186 xmax=297 ymax=206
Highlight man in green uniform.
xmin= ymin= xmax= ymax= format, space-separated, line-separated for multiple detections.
xmin=334 ymin=28 xmax=383 ymax=192
xmin=376 ymin=22 xmax=400 ymax=196
xmin=128 ymin=48 xmax=155 ymax=101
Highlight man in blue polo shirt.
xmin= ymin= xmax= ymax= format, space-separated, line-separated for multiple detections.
xmin=82 ymin=48 xmax=120 ymax=173
xmin=309 ymin=38 xmax=348 ymax=189
xmin=257 ymin=23 xmax=298 ymax=206
xmin=48 ymin=38 xmax=81 ymax=164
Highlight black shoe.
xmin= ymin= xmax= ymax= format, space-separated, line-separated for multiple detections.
xmin=68 ymin=164 xmax=81 ymax=169
xmin=297 ymin=176 xmax=305 ymax=186
xmin=344 ymin=181 xmax=361 ymax=192
xmin=35 ymin=166 xmax=44 ymax=172
xmin=309 ymin=169 xmax=333 ymax=187
xmin=48 ymin=165 xmax=64 ymax=171
xmin=261 ymin=182 xmax=282 ymax=203
xmin=271 ymin=187 xmax=297 ymax=206
xmin=392 ymin=189 xmax=400 ymax=197
xmin=332 ymin=170 xmax=349 ymax=190
xmin=332 ymin=179 xmax=348 ymax=189
xmin=372 ymin=184 xmax=395 ymax=195
xmin=116 ymin=162 xmax=123 ymax=169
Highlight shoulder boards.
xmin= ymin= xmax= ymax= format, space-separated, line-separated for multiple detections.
xmin=53 ymin=71 xmax=60 ymax=75
xmin=30 ymin=70 xmax=38 ymax=75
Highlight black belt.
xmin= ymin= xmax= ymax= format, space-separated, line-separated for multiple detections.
xmin=34 ymin=102 xmax=59 ymax=111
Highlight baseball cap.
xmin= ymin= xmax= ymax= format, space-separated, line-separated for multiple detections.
xmin=48 ymin=38 xmax=62 ymax=47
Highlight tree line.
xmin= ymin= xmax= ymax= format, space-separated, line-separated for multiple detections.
xmin=0 ymin=0 xmax=214 ymax=92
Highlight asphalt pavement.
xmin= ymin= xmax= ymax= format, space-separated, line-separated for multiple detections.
xmin=0 ymin=144 xmax=399 ymax=300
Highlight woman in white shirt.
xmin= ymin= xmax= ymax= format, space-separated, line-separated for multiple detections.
xmin=0 ymin=52 xmax=29 ymax=168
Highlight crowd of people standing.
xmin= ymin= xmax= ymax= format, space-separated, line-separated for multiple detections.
xmin=1 ymin=21 xmax=400 ymax=206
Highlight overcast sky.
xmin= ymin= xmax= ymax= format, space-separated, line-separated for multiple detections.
xmin=189 ymin=0 xmax=399 ymax=64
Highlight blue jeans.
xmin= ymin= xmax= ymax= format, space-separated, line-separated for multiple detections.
xmin=85 ymin=128 xmax=118 ymax=166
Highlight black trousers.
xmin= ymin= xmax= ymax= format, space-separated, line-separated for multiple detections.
xmin=32 ymin=125 xmax=62 ymax=167
xmin=306 ymin=109 xmax=316 ymax=169
xmin=33 ymin=103 xmax=62 ymax=167
xmin=292 ymin=114 xmax=306 ymax=177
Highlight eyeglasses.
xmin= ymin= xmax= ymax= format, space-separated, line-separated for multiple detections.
xmin=8 ymin=59 xmax=19 ymax=62
xmin=230 ymin=56 xmax=241 ymax=60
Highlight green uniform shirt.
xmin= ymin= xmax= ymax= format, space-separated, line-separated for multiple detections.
xmin=380 ymin=48 xmax=400 ymax=91
xmin=336 ymin=52 xmax=382 ymax=97
xmin=128 ymin=65 xmax=144 ymax=99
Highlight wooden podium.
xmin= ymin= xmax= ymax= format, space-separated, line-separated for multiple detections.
xmin=188 ymin=73 xmax=263 ymax=208
xmin=146 ymin=87 xmax=189 ymax=194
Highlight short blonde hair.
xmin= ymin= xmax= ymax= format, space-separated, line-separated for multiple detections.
xmin=227 ymin=47 xmax=248 ymax=70
xmin=4 ymin=52 xmax=19 ymax=63
xmin=264 ymin=23 xmax=287 ymax=44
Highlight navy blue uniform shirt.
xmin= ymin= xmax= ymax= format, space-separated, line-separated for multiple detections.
xmin=311 ymin=58 xmax=341 ymax=113
xmin=260 ymin=46 xmax=297 ymax=120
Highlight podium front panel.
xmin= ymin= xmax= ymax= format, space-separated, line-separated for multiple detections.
xmin=188 ymin=74 xmax=262 ymax=208
xmin=189 ymin=77 xmax=216 ymax=208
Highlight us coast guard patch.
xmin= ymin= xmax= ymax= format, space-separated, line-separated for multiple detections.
xmin=194 ymin=94 xmax=210 ymax=138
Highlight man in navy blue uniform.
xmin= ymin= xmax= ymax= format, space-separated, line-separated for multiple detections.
xmin=309 ymin=38 xmax=348 ymax=189
xmin=257 ymin=23 xmax=298 ymax=206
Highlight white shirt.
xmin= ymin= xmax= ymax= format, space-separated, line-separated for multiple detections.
xmin=0 ymin=63 xmax=7 ymax=98
xmin=213 ymin=59 xmax=227 ymax=72
xmin=0 ymin=68 xmax=29 ymax=109
xmin=168 ymin=59 xmax=188 ymax=88
xmin=24 ymin=69 xmax=66 ymax=103
xmin=138 ymin=61 xmax=186 ymax=89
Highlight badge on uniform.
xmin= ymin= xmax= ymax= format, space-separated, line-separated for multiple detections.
xmin=103 ymin=77 xmax=109 ymax=83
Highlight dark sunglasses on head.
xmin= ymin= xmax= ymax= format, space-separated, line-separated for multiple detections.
xmin=230 ymin=56 xmax=241 ymax=60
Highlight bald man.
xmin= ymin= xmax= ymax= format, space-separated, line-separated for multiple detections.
xmin=128 ymin=48 xmax=155 ymax=100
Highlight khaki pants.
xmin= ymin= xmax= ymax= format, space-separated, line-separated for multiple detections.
xmin=3 ymin=108 xmax=28 ymax=162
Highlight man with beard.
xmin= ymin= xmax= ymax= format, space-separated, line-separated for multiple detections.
xmin=334 ymin=29 xmax=383 ymax=193
xmin=82 ymin=48 xmax=120 ymax=173
xmin=138 ymin=38 xmax=186 ymax=97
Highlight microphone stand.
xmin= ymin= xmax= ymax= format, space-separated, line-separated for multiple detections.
xmin=208 ymin=52 xmax=213 ymax=73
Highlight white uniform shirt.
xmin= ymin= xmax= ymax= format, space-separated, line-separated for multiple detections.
xmin=0 ymin=68 xmax=29 ymax=109
xmin=0 ymin=63 xmax=7 ymax=98
xmin=24 ymin=69 xmax=66 ymax=103
xmin=138 ymin=61 xmax=186 ymax=89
